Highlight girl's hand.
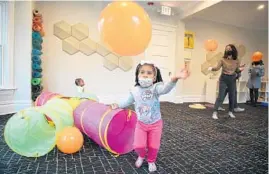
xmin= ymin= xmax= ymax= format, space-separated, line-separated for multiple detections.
xmin=172 ymin=68 xmax=190 ymax=81
xmin=110 ymin=103 xmax=119 ymax=110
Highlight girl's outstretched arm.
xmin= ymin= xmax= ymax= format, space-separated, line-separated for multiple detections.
xmin=155 ymin=82 xmax=177 ymax=95
xmin=156 ymin=68 xmax=190 ymax=95
xmin=111 ymin=92 xmax=135 ymax=109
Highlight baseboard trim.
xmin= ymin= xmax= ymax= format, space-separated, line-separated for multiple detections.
xmin=0 ymin=100 xmax=33 ymax=115
xmin=182 ymin=95 xmax=206 ymax=103
xmin=174 ymin=96 xmax=183 ymax=104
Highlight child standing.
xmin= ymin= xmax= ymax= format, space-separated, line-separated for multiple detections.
xmin=74 ymin=78 xmax=99 ymax=101
xmin=247 ymin=60 xmax=265 ymax=106
xmin=111 ymin=61 xmax=190 ymax=172
xmin=75 ymin=78 xmax=85 ymax=94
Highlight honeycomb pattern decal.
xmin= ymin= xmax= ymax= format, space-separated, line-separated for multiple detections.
xmin=79 ymin=38 xmax=96 ymax=56
xmin=54 ymin=21 xmax=133 ymax=71
xmin=62 ymin=36 xmax=80 ymax=55
xmin=201 ymin=52 xmax=222 ymax=76
xmin=54 ymin=21 xmax=71 ymax=40
xmin=71 ymin=23 xmax=89 ymax=41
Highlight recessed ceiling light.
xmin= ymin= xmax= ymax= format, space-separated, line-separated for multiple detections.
xmin=257 ymin=4 xmax=265 ymax=10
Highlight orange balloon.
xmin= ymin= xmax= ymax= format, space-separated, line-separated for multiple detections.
xmin=56 ymin=127 xmax=84 ymax=154
xmin=98 ymin=1 xmax=152 ymax=56
xmin=204 ymin=39 xmax=218 ymax=52
xmin=252 ymin=51 xmax=263 ymax=62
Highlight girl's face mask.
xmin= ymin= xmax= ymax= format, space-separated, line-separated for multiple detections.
xmin=138 ymin=63 xmax=156 ymax=88
xmin=138 ymin=77 xmax=153 ymax=88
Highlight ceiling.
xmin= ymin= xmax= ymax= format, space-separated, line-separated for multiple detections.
xmin=136 ymin=1 xmax=201 ymax=16
xmin=99 ymin=1 xmax=268 ymax=30
xmin=185 ymin=1 xmax=268 ymax=30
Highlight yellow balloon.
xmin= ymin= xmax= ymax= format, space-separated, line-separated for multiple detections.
xmin=98 ymin=1 xmax=152 ymax=56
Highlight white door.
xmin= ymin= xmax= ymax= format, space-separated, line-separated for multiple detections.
xmin=145 ymin=23 xmax=177 ymax=102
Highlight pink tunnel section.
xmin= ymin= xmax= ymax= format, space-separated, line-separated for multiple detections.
xmin=35 ymin=92 xmax=60 ymax=106
xmin=74 ymin=100 xmax=137 ymax=155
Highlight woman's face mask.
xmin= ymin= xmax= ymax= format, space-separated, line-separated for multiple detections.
xmin=226 ymin=50 xmax=233 ymax=56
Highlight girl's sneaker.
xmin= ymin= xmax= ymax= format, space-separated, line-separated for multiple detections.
xmin=135 ymin=157 xmax=144 ymax=168
xmin=148 ymin=162 xmax=157 ymax=172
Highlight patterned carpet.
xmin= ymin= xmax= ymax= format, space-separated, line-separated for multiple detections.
xmin=0 ymin=103 xmax=267 ymax=174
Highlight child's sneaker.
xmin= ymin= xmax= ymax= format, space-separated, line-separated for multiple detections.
xmin=135 ymin=157 xmax=144 ymax=168
xmin=148 ymin=162 xmax=157 ymax=172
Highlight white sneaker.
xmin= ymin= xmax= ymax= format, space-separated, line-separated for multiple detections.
xmin=218 ymin=107 xmax=225 ymax=111
xmin=228 ymin=112 xmax=236 ymax=118
xmin=135 ymin=157 xmax=144 ymax=168
xmin=148 ymin=162 xmax=157 ymax=172
xmin=212 ymin=112 xmax=218 ymax=119
xmin=234 ymin=107 xmax=245 ymax=112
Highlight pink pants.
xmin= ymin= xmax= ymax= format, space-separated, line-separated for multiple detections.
xmin=133 ymin=119 xmax=163 ymax=163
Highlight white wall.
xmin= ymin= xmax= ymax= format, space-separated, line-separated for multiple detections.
xmin=35 ymin=1 xmax=183 ymax=104
xmin=182 ymin=18 xmax=268 ymax=99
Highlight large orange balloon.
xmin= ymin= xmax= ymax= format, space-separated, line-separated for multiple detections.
xmin=98 ymin=1 xmax=152 ymax=56
xmin=252 ymin=51 xmax=263 ymax=62
xmin=204 ymin=39 xmax=218 ymax=52
xmin=56 ymin=127 xmax=84 ymax=154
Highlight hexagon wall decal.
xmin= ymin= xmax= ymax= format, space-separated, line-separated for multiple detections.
xmin=54 ymin=21 xmax=71 ymax=40
xmin=96 ymin=43 xmax=110 ymax=57
xmin=119 ymin=56 xmax=133 ymax=71
xmin=54 ymin=21 xmax=135 ymax=72
xmin=62 ymin=37 xmax=80 ymax=55
xmin=103 ymin=53 xmax=119 ymax=71
xmin=71 ymin=23 xmax=89 ymax=41
xmin=79 ymin=38 xmax=97 ymax=56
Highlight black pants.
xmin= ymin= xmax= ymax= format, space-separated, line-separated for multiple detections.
xmin=249 ymin=88 xmax=259 ymax=104
xmin=214 ymin=74 xmax=236 ymax=112
xmin=224 ymin=85 xmax=238 ymax=108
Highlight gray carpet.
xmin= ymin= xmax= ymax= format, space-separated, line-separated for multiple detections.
xmin=0 ymin=103 xmax=267 ymax=174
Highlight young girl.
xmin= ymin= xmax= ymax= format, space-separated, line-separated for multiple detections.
xmin=247 ymin=60 xmax=265 ymax=107
xmin=110 ymin=61 xmax=190 ymax=172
